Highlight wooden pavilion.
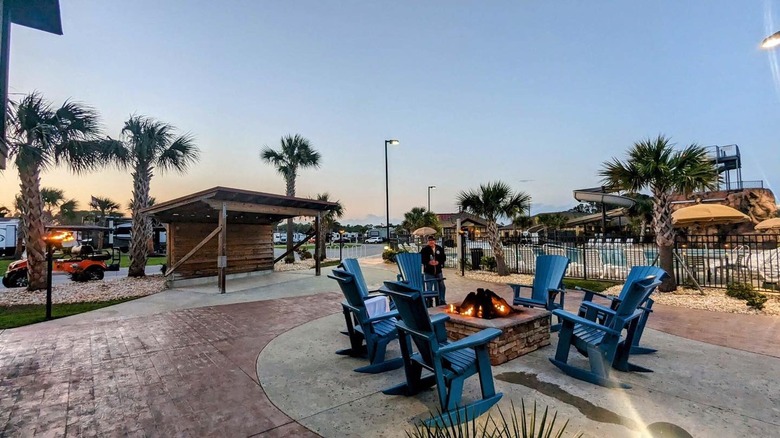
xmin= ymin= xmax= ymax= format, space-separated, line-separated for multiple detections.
xmin=143 ymin=187 xmax=338 ymax=292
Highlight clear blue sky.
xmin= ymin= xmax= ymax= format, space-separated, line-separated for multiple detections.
xmin=2 ymin=1 xmax=780 ymax=225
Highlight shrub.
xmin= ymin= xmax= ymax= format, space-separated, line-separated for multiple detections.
xmin=481 ymin=256 xmax=497 ymax=272
xmin=382 ymin=248 xmax=409 ymax=263
xmin=407 ymin=399 xmax=582 ymax=438
xmin=296 ymin=248 xmax=313 ymax=260
xmin=726 ymin=282 xmax=768 ymax=311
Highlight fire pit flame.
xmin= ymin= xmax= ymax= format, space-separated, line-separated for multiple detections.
xmin=446 ymin=288 xmax=514 ymax=319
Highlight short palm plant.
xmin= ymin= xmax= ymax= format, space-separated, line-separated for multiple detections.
xmin=600 ymin=135 xmax=718 ymax=291
xmin=407 ymin=400 xmax=581 ymax=438
xmin=457 ymin=181 xmax=531 ymax=276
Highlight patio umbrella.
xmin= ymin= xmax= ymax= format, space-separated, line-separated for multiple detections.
xmin=755 ymin=217 xmax=780 ymax=230
xmin=412 ymin=226 xmax=437 ymax=236
xmin=672 ymin=204 xmax=750 ymax=227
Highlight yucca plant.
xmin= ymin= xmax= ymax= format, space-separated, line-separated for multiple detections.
xmin=407 ymin=400 xmax=582 ymax=438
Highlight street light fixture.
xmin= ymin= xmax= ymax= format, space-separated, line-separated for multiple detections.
xmin=762 ymin=30 xmax=780 ymax=49
xmin=385 ymin=139 xmax=399 ymax=246
xmin=427 ymin=185 xmax=436 ymax=212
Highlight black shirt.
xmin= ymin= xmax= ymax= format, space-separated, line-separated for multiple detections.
xmin=420 ymin=244 xmax=446 ymax=276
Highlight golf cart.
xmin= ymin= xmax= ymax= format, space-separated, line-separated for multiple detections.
xmin=2 ymin=226 xmax=121 ymax=288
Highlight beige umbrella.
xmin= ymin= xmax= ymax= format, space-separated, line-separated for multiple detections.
xmin=412 ymin=226 xmax=437 ymax=236
xmin=672 ymin=204 xmax=750 ymax=227
xmin=755 ymin=217 xmax=780 ymax=230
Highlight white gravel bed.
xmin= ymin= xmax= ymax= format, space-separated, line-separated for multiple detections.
xmin=274 ymin=258 xmax=339 ymax=272
xmin=463 ymin=270 xmax=780 ymax=316
xmin=0 ymin=275 xmax=167 ymax=306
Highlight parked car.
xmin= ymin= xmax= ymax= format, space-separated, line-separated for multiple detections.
xmin=365 ymin=237 xmax=383 ymax=244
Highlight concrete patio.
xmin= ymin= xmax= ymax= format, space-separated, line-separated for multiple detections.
xmin=1 ymin=256 xmax=778 ymax=437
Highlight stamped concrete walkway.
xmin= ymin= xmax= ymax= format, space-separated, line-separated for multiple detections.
xmin=0 ymin=257 xmax=778 ymax=436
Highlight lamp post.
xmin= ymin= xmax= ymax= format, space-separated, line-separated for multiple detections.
xmin=338 ymin=229 xmax=345 ymax=261
xmin=427 ymin=185 xmax=436 ymax=212
xmin=385 ymin=139 xmax=399 ymax=247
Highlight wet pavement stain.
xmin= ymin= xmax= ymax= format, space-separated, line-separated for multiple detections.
xmin=645 ymin=422 xmax=694 ymax=437
xmin=495 ymin=371 xmax=640 ymax=430
xmin=495 ymin=372 xmax=694 ymax=437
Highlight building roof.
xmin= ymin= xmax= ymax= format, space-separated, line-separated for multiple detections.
xmin=143 ymin=187 xmax=339 ymax=225
xmin=437 ymin=212 xmax=488 ymax=228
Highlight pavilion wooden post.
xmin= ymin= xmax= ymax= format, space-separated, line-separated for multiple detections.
xmin=218 ymin=202 xmax=227 ymax=293
xmin=314 ymin=212 xmax=321 ymax=276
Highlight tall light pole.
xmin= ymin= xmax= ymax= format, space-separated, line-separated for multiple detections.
xmin=427 ymin=185 xmax=436 ymax=212
xmin=385 ymin=139 xmax=399 ymax=246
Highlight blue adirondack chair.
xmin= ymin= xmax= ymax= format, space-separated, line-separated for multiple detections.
xmin=577 ymin=265 xmax=668 ymax=355
xmin=339 ymin=258 xmax=379 ymax=298
xmin=549 ymin=275 xmax=662 ymax=388
xmin=328 ymin=269 xmax=403 ymax=374
xmin=380 ymin=280 xmax=503 ymax=427
xmin=508 ymin=255 xmax=569 ymax=331
xmin=396 ymin=252 xmax=443 ymax=307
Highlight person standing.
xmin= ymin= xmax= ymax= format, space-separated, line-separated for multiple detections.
xmin=420 ymin=236 xmax=447 ymax=305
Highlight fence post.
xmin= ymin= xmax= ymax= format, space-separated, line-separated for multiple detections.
xmin=582 ymin=242 xmax=588 ymax=280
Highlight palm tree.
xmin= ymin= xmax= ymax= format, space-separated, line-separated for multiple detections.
xmin=39 ymin=187 xmax=79 ymax=225
xmin=105 ymin=116 xmax=199 ymax=277
xmin=315 ymin=193 xmax=344 ymax=260
xmin=90 ymin=196 xmax=119 ymax=249
xmin=261 ymin=134 xmax=321 ymax=263
xmin=6 ymin=93 xmax=107 ymax=290
xmin=401 ymin=207 xmax=440 ymax=235
xmin=57 ymin=199 xmax=79 ymax=224
xmin=624 ymin=193 xmax=654 ymax=242
xmin=600 ymin=135 xmax=718 ymax=291
xmin=457 ymin=181 xmax=531 ymax=276
xmin=41 ymin=187 xmax=64 ymax=223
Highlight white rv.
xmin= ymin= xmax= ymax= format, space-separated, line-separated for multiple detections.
xmin=0 ymin=218 xmax=20 ymax=256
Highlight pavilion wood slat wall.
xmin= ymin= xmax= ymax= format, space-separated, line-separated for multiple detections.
xmin=169 ymin=222 xmax=274 ymax=279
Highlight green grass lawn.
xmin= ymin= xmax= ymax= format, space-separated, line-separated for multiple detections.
xmin=0 ymin=298 xmax=139 ymax=329
xmin=562 ymin=278 xmax=619 ymax=292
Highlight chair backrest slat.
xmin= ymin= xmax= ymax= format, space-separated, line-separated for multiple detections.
xmin=618 ymin=266 xmax=668 ymax=301
xmin=340 ymin=258 xmax=370 ymax=297
xmin=531 ymin=255 xmax=569 ymax=301
xmin=396 ymin=253 xmax=425 ymax=291
xmin=613 ymin=276 xmax=661 ymax=321
xmin=381 ymin=280 xmax=437 ymax=365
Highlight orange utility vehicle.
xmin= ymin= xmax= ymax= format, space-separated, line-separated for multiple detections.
xmin=2 ymin=227 xmax=120 ymax=288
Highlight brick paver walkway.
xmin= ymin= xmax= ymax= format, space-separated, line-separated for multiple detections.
xmin=0 ymin=292 xmax=343 ymax=437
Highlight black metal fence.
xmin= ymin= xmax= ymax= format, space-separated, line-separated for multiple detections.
xmin=443 ymin=235 xmax=780 ymax=290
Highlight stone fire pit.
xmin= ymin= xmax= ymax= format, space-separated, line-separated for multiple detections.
xmin=430 ymin=306 xmax=551 ymax=365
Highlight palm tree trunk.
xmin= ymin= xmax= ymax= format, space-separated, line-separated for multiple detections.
xmin=284 ymin=175 xmax=296 ymax=263
xmin=19 ymin=166 xmax=47 ymax=290
xmin=487 ymin=220 xmax=509 ymax=275
xmin=653 ymin=190 xmax=677 ymax=291
xmin=318 ymin=219 xmax=327 ymax=261
xmin=129 ymin=167 xmax=152 ymax=277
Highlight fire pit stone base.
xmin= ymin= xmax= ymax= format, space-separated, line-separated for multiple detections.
xmin=430 ymin=306 xmax=551 ymax=365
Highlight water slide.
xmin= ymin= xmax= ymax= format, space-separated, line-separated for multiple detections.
xmin=573 ymin=187 xmax=636 ymax=208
